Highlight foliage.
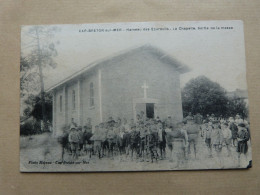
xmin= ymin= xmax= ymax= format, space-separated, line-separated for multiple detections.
xmin=182 ymin=76 xmax=228 ymax=117
xmin=20 ymin=26 xmax=59 ymax=130
xmin=20 ymin=119 xmax=42 ymax=136
xmin=21 ymin=93 xmax=53 ymax=122
xmin=20 ymin=56 xmax=40 ymax=97
xmin=226 ymin=96 xmax=249 ymax=119
xmin=182 ymin=76 xmax=249 ymax=119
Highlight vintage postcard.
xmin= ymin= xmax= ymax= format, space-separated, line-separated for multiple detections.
xmin=20 ymin=20 xmax=252 ymax=172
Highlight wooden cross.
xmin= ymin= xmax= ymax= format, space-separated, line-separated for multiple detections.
xmin=141 ymin=81 xmax=149 ymax=98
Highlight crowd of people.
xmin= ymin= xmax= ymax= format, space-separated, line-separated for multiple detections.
xmin=58 ymin=111 xmax=250 ymax=168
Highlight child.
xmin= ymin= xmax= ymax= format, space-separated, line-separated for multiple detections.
xmin=68 ymin=125 xmax=80 ymax=160
xmin=221 ymin=122 xmax=232 ymax=157
xmin=211 ymin=121 xmax=224 ymax=167
xmin=204 ymin=122 xmax=213 ymax=158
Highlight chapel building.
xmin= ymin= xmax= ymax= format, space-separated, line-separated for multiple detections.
xmin=46 ymin=45 xmax=190 ymax=135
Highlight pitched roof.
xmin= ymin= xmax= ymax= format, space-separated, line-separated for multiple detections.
xmin=46 ymin=45 xmax=190 ymax=92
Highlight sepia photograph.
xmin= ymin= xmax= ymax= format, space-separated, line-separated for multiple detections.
xmin=20 ymin=20 xmax=252 ymax=172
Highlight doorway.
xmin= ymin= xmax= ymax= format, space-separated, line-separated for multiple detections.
xmin=146 ymin=103 xmax=154 ymax=119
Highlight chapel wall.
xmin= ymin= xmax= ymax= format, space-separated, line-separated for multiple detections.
xmin=100 ymin=49 xmax=183 ymax=123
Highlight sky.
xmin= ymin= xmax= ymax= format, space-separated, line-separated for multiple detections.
xmin=21 ymin=20 xmax=248 ymax=92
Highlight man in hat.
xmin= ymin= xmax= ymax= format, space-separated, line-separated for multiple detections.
xmin=106 ymin=125 xmax=116 ymax=158
xmin=77 ymin=126 xmax=84 ymax=155
xmin=107 ymin=116 xmax=116 ymax=128
xmin=209 ymin=114 xmax=215 ymax=122
xmin=237 ymin=123 xmax=250 ymax=167
xmin=185 ymin=112 xmax=193 ymax=121
xmin=91 ymin=125 xmax=103 ymax=159
xmin=229 ymin=117 xmax=238 ymax=147
xmin=83 ymin=124 xmax=93 ymax=160
xmin=139 ymin=121 xmax=149 ymax=162
xmin=157 ymin=121 xmax=166 ymax=160
xmin=235 ymin=114 xmax=243 ymax=125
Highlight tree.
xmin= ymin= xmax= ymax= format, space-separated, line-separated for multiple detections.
xmin=182 ymin=76 xmax=228 ymax=117
xmin=226 ymin=96 xmax=249 ymax=119
xmin=21 ymin=26 xmax=59 ymax=130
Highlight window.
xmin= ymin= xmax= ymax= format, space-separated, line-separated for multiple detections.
xmin=59 ymin=95 xmax=62 ymax=112
xmin=72 ymin=90 xmax=76 ymax=110
xmin=90 ymin=82 xmax=94 ymax=107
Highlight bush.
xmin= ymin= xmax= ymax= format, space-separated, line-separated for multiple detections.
xmin=20 ymin=120 xmax=42 ymax=136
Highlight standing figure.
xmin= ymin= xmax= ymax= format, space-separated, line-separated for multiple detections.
xmin=68 ymin=125 xmax=80 ymax=160
xmin=158 ymin=122 xmax=166 ymax=160
xmin=203 ymin=122 xmax=213 ymax=158
xmin=148 ymin=123 xmax=159 ymax=163
xmin=128 ymin=125 xmax=140 ymax=161
xmin=229 ymin=117 xmax=238 ymax=147
xmin=165 ymin=121 xmax=188 ymax=168
xmin=211 ymin=121 xmax=224 ymax=167
xmin=235 ymin=114 xmax=243 ymax=125
xmin=221 ymin=122 xmax=232 ymax=157
xmin=139 ymin=122 xmax=148 ymax=162
xmin=91 ymin=125 xmax=103 ymax=159
xmin=186 ymin=117 xmax=200 ymax=159
xmin=83 ymin=125 xmax=93 ymax=161
xmin=77 ymin=126 xmax=84 ymax=156
xmin=106 ymin=126 xmax=116 ymax=159
xmin=237 ymin=123 xmax=250 ymax=167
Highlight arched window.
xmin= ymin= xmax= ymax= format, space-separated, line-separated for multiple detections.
xmin=60 ymin=95 xmax=62 ymax=112
xmin=90 ymin=82 xmax=94 ymax=107
xmin=72 ymin=90 xmax=76 ymax=110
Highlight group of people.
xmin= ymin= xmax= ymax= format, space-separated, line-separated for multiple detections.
xmin=58 ymin=112 xmax=250 ymax=167
xmin=201 ymin=113 xmax=250 ymax=167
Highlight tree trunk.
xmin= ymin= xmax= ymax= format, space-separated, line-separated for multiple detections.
xmin=36 ymin=27 xmax=47 ymax=131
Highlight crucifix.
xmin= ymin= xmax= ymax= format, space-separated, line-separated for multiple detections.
xmin=141 ymin=81 xmax=149 ymax=98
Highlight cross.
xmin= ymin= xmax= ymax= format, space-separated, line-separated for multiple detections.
xmin=141 ymin=81 xmax=149 ymax=98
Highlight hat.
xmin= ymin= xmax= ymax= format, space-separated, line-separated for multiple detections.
xmin=70 ymin=124 xmax=76 ymax=130
xmin=238 ymin=123 xmax=246 ymax=128
xmin=186 ymin=115 xmax=193 ymax=121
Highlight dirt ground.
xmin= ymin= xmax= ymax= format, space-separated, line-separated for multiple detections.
xmin=20 ymin=133 xmax=252 ymax=172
